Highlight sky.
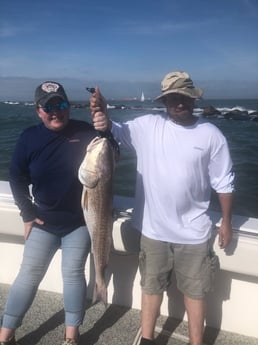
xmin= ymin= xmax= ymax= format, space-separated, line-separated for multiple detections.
xmin=0 ymin=0 xmax=258 ymax=100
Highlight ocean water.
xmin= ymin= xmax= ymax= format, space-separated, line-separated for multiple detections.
xmin=1 ymin=99 xmax=258 ymax=219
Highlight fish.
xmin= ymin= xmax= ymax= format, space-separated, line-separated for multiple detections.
xmin=78 ymin=136 xmax=116 ymax=304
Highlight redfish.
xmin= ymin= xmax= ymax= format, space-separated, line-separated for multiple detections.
xmin=78 ymin=136 xmax=116 ymax=304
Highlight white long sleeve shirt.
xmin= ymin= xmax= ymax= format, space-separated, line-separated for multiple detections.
xmin=112 ymin=113 xmax=234 ymax=244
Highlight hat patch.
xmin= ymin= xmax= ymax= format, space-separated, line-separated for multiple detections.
xmin=41 ymin=82 xmax=60 ymax=93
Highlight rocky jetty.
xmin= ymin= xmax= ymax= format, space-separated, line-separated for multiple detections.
xmin=202 ymin=105 xmax=258 ymax=122
xmin=68 ymin=101 xmax=258 ymax=122
xmin=202 ymin=106 xmax=221 ymax=117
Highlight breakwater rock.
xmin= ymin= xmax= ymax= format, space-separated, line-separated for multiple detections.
xmin=202 ymin=106 xmax=258 ymax=121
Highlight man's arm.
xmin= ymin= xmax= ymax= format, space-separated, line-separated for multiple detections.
xmin=217 ymin=192 xmax=233 ymax=249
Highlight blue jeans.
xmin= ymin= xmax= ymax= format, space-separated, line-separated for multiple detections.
xmin=1 ymin=226 xmax=91 ymax=328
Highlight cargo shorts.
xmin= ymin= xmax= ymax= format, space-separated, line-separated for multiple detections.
xmin=139 ymin=234 xmax=219 ymax=299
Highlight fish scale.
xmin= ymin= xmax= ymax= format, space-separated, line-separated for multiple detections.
xmin=78 ymin=136 xmax=115 ymax=304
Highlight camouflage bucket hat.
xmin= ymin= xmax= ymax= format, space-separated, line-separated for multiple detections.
xmin=155 ymin=71 xmax=203 ymax=101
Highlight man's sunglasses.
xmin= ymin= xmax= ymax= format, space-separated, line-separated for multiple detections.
xmin=39 ymin=101 xmax=69 ymax=113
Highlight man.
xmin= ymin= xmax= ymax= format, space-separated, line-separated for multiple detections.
xmin=90 ymin=71 xmax=234 ymax=345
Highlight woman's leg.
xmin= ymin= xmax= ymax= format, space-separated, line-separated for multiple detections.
xmin=61 ymin=226 xmax=91 ymax=340
xmin=0 ymin=228 xmax=60 ymax=341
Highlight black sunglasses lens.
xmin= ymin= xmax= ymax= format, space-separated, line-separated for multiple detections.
xmin=42 ymin=102 xmax=68 ymax=112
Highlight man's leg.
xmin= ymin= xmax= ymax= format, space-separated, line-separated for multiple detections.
xmin=184 ymin=295 xmax=205 ymax=345
xmin=139 ymin=235 xmax=172 ymax=344
xmin=174 ymin=241 xmax=214 ymax=345
xmin=141 ymin=292 xmax=163 ymax=340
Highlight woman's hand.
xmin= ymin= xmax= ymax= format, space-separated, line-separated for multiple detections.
xmin=24 ymin=218 xmax=44 ymax=240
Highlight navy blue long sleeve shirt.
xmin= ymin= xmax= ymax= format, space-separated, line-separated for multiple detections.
xmin=9 ymin=119 xmax=97 ymax=236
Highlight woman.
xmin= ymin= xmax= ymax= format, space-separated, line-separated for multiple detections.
xmin=0 ymin=81 xmax=97 ymax=345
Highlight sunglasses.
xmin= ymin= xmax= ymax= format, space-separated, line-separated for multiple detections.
xmin=39 ymin=101 xmax=69 ymax=113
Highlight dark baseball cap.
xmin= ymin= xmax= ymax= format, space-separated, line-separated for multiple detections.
xmin=34 ymin=81 xmax=69 ymax=106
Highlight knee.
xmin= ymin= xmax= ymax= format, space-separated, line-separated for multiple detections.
xmin=62 ymin=264 xmax=85 ymax=282
xmin=18 ymin=263 xmax=47 ymax=285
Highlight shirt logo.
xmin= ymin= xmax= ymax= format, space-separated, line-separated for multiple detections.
xmin=193 ymin=146 xmax=204 ymax=151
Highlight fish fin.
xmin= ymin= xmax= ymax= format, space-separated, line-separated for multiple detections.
xmin=92 ymin=283 xmax=108 ymax=307
xmin=84 ymin=171 xmax=100 ymax=188
xmin=82 ymin=188 xmax=88 ymax=211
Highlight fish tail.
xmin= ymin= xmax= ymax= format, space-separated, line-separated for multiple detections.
xmin=92 ymin=283 xmax=108 ymax=306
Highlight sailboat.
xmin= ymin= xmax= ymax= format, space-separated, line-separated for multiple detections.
xmin=140 ymin=91 xmax=145 ymax=102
